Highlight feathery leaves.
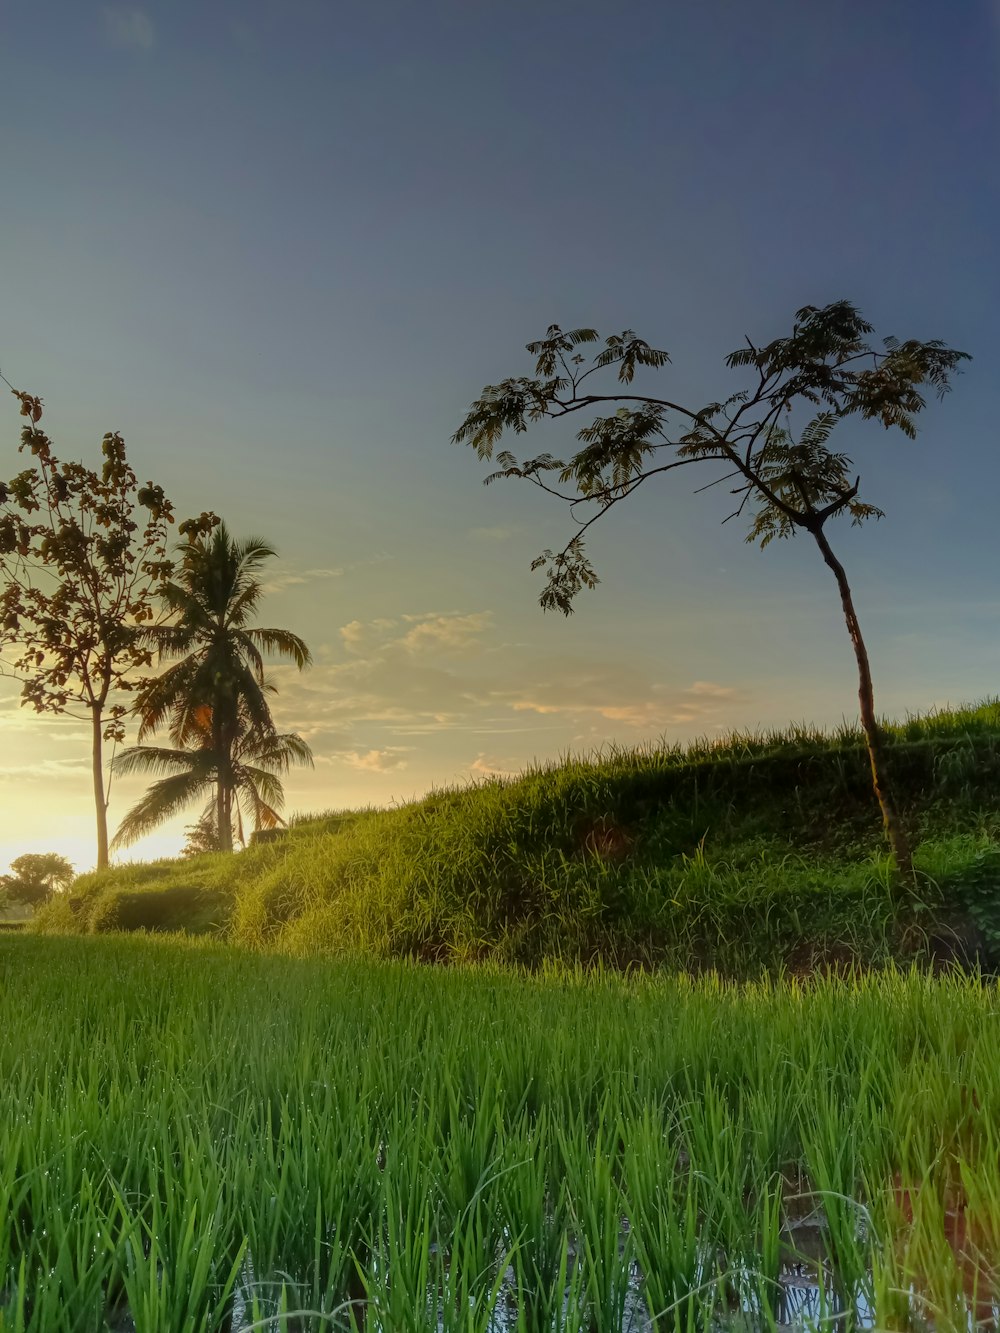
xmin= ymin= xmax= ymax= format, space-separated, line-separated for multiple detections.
xmin=456 ymin=300 xmax=968 ymax=609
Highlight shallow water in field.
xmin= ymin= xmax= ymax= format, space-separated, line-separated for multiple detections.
xmin=220 ymin=1191 xmax=1000 ymax=1333
xmin=7 ymin=1198 xmax=993 ymax=1333
xmin=225 ymin=1219 xmax=884 ymax=1333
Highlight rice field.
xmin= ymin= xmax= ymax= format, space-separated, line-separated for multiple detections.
xmin=1 ymin=935 xmax=998 ymax=1332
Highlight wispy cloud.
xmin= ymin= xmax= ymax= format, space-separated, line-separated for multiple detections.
xmin=261 ymin=566 xmax=344 ymax=595
xmin=340 ymin=617 xmax=398 ymax=654
xmin=497 ymin=674 xmax=743 ymax=731
xmin=102 ymin=5 xmax=155 ymax=50
xmin=686 ymin=681 xmax=738 ymax=699
xmin=340 ymin=611 xmax=493 ymax=658
xmin=0 ymin=757 xmax=92 ymax=781
xmin=470 ymin=753 xmax=518 ymax=778
xmin=270 ymin=610 xmax=746 ymax=774
xmin=0 ymin=697 xmax=90 ymax=739
xmin=397 ymin=612 xmax=493 ymax=655
xmin=342 ymin=748 xmax=411 ymax=773
xmin=468 ymin=525 xmax=516 ymax=543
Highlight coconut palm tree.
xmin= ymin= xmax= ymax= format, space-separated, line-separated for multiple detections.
xmin=111 ymin=701 xmax=313 ymax=851
xmin=130 ymin=521 xmax=312 ymax=851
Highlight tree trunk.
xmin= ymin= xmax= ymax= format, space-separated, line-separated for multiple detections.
xmin=810 ymin=524 xmax=914 ymax=885
xmin=213 ymin=712 xmax=233 ymax=854
xmin=91 ymin=706 xmax=110 ymax=871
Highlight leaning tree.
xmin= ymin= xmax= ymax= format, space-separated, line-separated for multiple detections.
xmin=454 ymin=301 xmax=968 ymax=882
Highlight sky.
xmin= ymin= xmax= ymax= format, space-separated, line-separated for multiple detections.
xmin=2 ymin=0 xmax=999 ymax=874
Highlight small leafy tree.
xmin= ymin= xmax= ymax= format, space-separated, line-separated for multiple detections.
xmin=0 ymin=853 xmax=74 ymax=909
xmin=454 ymin=301 xmax=968 ymax=882
xmin=0 ymin=386 xmax=189 ymax=869
xmin=181 ymin=808 xmax=222 ymax=858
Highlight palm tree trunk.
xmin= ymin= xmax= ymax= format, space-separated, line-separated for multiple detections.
xmin=810 ymin=524 xmax=914 ymax=885
xmin=91 ymin=706 xmax=110 ymax=871
xmin=213 ymin=712 xmax=233 ymax=853
xmin=215 ymin=781 xmax=229 ymax=852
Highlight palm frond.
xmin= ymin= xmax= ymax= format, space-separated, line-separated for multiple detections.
xmin=224 ymin=581 xmax=265 ymax=627
xmin=231 ymin=630 xmax=266 ymax=682
xmin=248 ymin=790 xmax=284 ymax=831
xmin=134 ymin=657 xmax=202 ymax=740
xmin=247 ymin=627 xmax=312 ymax=668
xmin=232 ymin=534 xmax=279 ymax=569
xmin=236 ymin=764 xmax=286 ymax=811
xmin=112 ymin=744 xmax=212 ymax=779
xmin=231 ymin=664 xmax=277 ymax=735
xmin=111 ymin=770 xmax=210 ymax=850
xmin=239 ymin=730 xmax=313 ymax=771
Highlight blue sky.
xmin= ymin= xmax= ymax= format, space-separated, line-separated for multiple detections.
xmin=2 ymin=1 xmax=999 ymax=870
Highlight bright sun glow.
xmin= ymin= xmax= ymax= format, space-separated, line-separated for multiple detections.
xmin=0 ymin=817 xmax=186 ymax=879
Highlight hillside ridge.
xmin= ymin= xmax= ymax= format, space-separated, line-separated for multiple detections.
xmin=35 ymin=700 xmax=1000 ymax=973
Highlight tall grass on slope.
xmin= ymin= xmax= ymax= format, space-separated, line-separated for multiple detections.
xmin=35 ymin=700 xmax=1000 ymax=969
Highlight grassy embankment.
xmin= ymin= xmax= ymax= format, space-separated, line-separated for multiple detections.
xmin=35 ymin=701 xmax=1000 ymax=972
xmin=1 ymin=934 xmax=998 ymax=1331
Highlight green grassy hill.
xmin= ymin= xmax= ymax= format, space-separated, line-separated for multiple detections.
xmin=36 ymin=701 xmax=1000 ymax=972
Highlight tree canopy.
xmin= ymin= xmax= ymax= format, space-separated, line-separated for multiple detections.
xmin=0 ymin=853 xmax=74 ymax=908
xmin=0 ymin=386 xmax=204 ymax=868
xmin=454 ymin=301 xmax=968 ymax=612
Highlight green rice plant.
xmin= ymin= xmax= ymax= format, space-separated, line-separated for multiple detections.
xmin=555 ymin=1104 xmax=635 ymax=1332
xmin=428 ymin=1069 xmax=505 ymax=1234
xmin=891 ymin=1184 xmax=978 ymax=1333
xmin=868 ymin=1237 xmax=914 ymax=1333
xmin=3 ymin=939 xmax=1000 ymax=1330
xmin=235 ymin=1085 xmax=382 ymax=1329
xmin=358 ymin=1154 xmax=435 ymax=1333
xmin=499 ymin=1109 xmax=576 ymax=1333
xmin=624 ymin=1116 xmax=712 ymax=1333
xmin=678 ymin=1076 xmax=754 ymax=1296
xmin=797 ymin=1094 xmax=872 ymax=1326
xmin=108 ymin=1184 xmax=246 ymax=1333
xmin=952 ymin=1157 xmax=1000 ymax=1321
xmin=0 ymin=1174 xmax=111 ymax=1333
xmin=506 ymin=1237 xmax=590 ymax=1333
xmin=436 ymin=1208 xmax=513 ymax=1333
xmin=748 ymin=1172 xmax=785 ymax=1332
